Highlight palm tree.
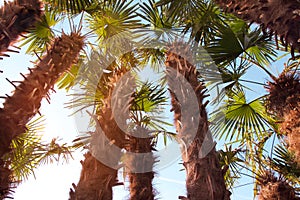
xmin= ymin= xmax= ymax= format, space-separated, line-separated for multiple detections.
xmin=214 ymin=0 xmax=300 ymax=57
xmin=164 ymin=41 xmax=230 ymax=200
xmin=266 ymin=62 xmax=300 ymax=164
xmin=0 ymin=30 xmax=84 ymax=198
xmin=69 ymin=57 xmax=131 ymax=200
xmin=140 ymin=0 xmax=276 ymax=198
xmin=64 ymin=1 xmax=161 ymax=199
xmin=4 ymin=0 xmax=299 ymax=199
xmin=0 ymin=0 xmax=42 ymax=59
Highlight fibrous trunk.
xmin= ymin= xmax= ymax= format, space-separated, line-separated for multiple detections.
xmin=0 ymin=32 xmax=84 ymax=199
xmin=257 ymin=171 xmax=299 ymax=200
xmin=125 ymin=127 xmax=155 ymax=200
xmin=214 ymin=0 xmax=300 ymax=57
xmin=69 ymin=152 xmax=118 ymax=200
xmin=69 ymin=68 xmax=128 ymax=200
xmin=266 ymin=71 xmax=300 ymax=164
xmin=165 ymin=42 xmax=230 ymax=200
xmin=0 ymin=0 xmax=42 ymax=59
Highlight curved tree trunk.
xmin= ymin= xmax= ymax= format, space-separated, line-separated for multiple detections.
xmin=0 ymin=32 xmax=84 ymax=199
xmin=69 ymin=62 xmax=157 ymax=200
xmin=0 ymin=0 xmax=42 ymax=59
xmin=214 ymin=0 xmax=300 ymax=57
xmin=165 ymin=43 xmax=230 ymax=200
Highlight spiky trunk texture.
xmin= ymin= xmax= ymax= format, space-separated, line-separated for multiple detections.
xmin=0 ymin=0 xmax=43 ymax=59
xmin=258 ymin=171 xmax=300 ymax=200
xmin=69 ymin=69 xmax=128 ymax=200
xmin=125 ymin=128 xmax=155 ymax=200
xmin=214 ymin=0 xmax=300 ymax=56
xmin=165 ymin=44 xmax=230 ymax=200
xmin=0 ymin=32 xmax=83 ymax=199
xmin=266 ymin=71 xmax=300 ymax=164
xmin=69 ymin=152 xmax=118 ymax=200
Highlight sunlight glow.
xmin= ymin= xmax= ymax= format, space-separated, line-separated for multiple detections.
xmin=0 ymin=0 xmax=14 ymax=7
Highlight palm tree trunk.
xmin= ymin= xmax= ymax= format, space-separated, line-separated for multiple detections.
xmin=165 ymin=44 xmax=230 ymax=200
xmin=214 ymin=0 xmax=300 ymax=56
xmin=126 ymin=128 xmax=155 ymax=200
xmin=0 ymin=0 xmax=42 ymax=58
xmin=69 ymin=152 xmax=118 ymax=200
xmin=266 ymin=71 xmax=300 ymax=164
xmin=0 ymin=32 xmax=84 ymax=199
xmin=69 ymin=69 xmax=128 ymax=200
xmin=257 ymin=171 xmax=300 ymax=200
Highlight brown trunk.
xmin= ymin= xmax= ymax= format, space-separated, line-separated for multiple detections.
xmin=214 ymin=0 xmax=300 ymax=56
xmin=258 ymin=171 xmax=300 ymax=200
xmin=69 ymin=68 xmax=129 ymax=200
xmin=0 ymin=32 xmax=84 ymax=199
xmin=126 ymin=128 xmax=155 ymax=200
xmin=266 ymin=71 xmax=300 ymax=164
xmin=165 ymin=43 xmax=230 ymax=200
xmin=69 ymin=152 xmax=118 ymax=200
xmin=0 ymin=0 xmax=42 ymax=59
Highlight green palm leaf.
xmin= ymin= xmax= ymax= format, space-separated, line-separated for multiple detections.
xmin=218 ymin=145 xmax=245 ymax=189
xmin=268 ymin=144 xmax=300 ymax=184
xmin=44 ymin=0 xmax=97 ymax=14
xmin=139 ymin=0 xmax=179 ymax=29
xmin=87 ymin=0 xmax=141 ymax=42
xmin=19 ymin=10 xmax=59 ymax=55
xmin=3 ymin=117 xmax=74 ymax=182
xmin=210 ymin=90 xmax=276 ymax=141
xmin=206 ymin=22 xmax=277 ymax=68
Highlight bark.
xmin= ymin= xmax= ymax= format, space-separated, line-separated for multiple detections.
xmin=214 ymin=0 xmax=300 ymax=57
xmin=69 ymin=69 xmax=128 ymax=200
xmin=165 ymin=43 xmax=230 ymax=200
xmin=0 ymin=0 xmax=43 ymax=58
xmin=266 ymin=72 xmax=300 ymax=164
xmin=258 ymin=171 xmax=300 ymax=200
xmin=0 ymin=32 xmax=84 ymax=199
xmin=69 ymin=152 xmax=118 ymax=200
xmin=126 ymin=128 xmax=155 ymax=200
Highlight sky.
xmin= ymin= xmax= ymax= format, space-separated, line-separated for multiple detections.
xmin=0 ymin=0 xmax=289 ymax=199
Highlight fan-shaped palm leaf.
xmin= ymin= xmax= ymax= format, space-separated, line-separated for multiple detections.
xmin=268 ymin=144 xmax=300 ymax=184
xmin=19 ymin=10 xmax=59 ymax=55
xmin=218 ymin=145 xmax=245 ymax=189
xmin=3 ymin=116 xmax=74 ymax=182
xmin=87 ymin=0 xmax=141 ymax=43
xmin=44 ymin=0 xmax=97 ymax=14
xmin=210 ymin=90 xmax=276 ymax=141
xmin=206 ymin=23 xmax=277 ymax=68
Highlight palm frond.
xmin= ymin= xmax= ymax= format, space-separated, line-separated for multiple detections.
xmin=19 ymin=10 xmax=59 ymax=55
xmin=139 ymin=0 xmax=179 ymax=29
xmin=268 ymin=144 xmax=300 ymax=184
xmin=130 ymin=81 xmax=167 ymax=113
xmin=3 ymin=117 xmax=74 ymax=182
xmin=44 ymin=0 xmax=97 ymax=14
xmin=87 ymin=0 xmax=141 ymax=43
xmin=210 ymin=90 xmax=276 ymax=142
xmin=136 ymin=48 xmax=166 ymax=72
xmin=206 ymin=22 xmax=277 ymax=68
xmin=218 ymin=145 xmax=245 ymax=189
xmin=181 ymin=1 xmax=228 ymax=45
